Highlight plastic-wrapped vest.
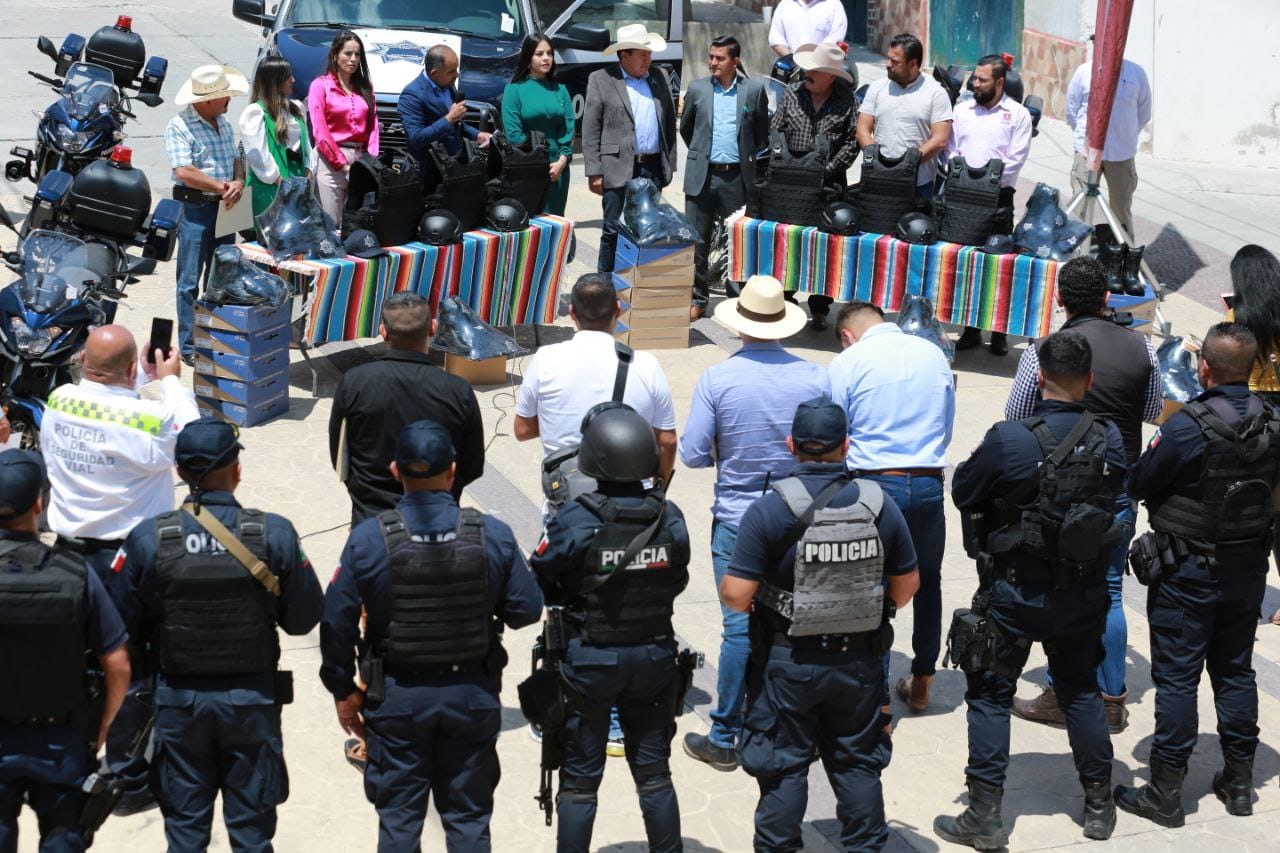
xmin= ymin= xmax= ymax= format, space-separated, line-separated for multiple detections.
xmin=487 ymin=131 xmax=550 ymax=216
xmin=423 ymin=140 xmax=489 ymax=232
xmin=1156 ymin=336 xmax=1204 ymax=405
xmin=431 ymin=297 xmax=531 ymax=360
xmin=343 ymin=152 xmax=425 ymax=246
xmin=849 ymin=144 xmax=920 ymax=235
xmin=1013 ymin=182 xmax=1091 ymax=261
xmin=256 ymin=176 xmax=343 ymax=261
xmin=205 ymin=244 xmax=289 ymax=308
xmin=754 ymin=130 xmax=830 ymax=228
xmin=620 ymin=178 xmax=698 ymax=245
xmin=935 ymin=156 xmax=1004 ymax=246
xmin=896 ymin=293 xmax=955 ymax=361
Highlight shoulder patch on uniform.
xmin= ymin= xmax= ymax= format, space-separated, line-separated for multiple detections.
xmin=534 ymin=534 xmax=549 ymax=557
xmin=1147 ymin=430 xmax=1161 ymax=450
xmin=110 ymin=548 xmax=127 ymax=574
xmin=330 ymin=564 xmax=343 ymax=585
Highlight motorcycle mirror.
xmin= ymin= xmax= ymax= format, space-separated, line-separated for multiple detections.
xmin=36 ymin=36 xmax=58 ymax=62
xmin=135 ymin=92 xmax=164 ymax=108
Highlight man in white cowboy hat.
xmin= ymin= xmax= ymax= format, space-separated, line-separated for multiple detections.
xmin=164 ymin=64 xmax=249 ymax=365
xmin=856 ymin=33 xmax=953 ymax=200
xmin=768 ymin=0 xmax=848 ymax=59
xmin=770 ymin=42 xmax=858 ymax=330
xmin=678 ymin=274 xmax=828 ymax=771
xmin=582 ymin=23 xmax=678 ymax=274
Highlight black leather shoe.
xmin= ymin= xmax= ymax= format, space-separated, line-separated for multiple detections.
xmin=682 ymin=732 xmax=738 ymax=771
xmin=1213 ymin=757 xmax=1254 ymax=816
xmin=808 ymin=313 xmax=828 ymax=332
xmin=988 ymin=332 xmax=1008 ymax=356
xmin=934 ymin=779 xmax=1008 ymax=850
xmin=956 ymin=327 xmax=982 ymax=350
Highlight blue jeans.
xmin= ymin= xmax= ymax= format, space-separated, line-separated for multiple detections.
xmin=1047 ymin=503 xmax=1135 ymax=696
xmin=709 ymin=520 xmax=749 ymax=749
xmin=176 ymin=201 xmax=234 ymax=357
xmin=863 ymin=473 xmax=945 ymax=677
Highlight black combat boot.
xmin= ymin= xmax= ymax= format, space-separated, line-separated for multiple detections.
xmin=934 ymin=779 xmax=1008 ymax=850
xmin=1081 ymin=779 xmax=1116 ymax=840
xmin=1213 ymin=756 xmax=1254 ymax=816
xmin=1096 ymin=240 xmax=1126 ymax=294
xmin=1114 ymin=758 xmax=1186 ymax=828
xmin=1122 ymin=245 xmax=1146 ymax=296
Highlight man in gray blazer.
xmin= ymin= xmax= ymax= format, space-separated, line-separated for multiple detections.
xmin=582 ymin=24 xmax=678 ymax=274
xmin=680 ymin=35 xmax=770 ymax=320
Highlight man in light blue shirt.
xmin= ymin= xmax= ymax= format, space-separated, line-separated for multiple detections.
xmin=829 ymin=301 xmax=955 ymax=713
xmin=679 ymin=275 xmax=826 ymax=769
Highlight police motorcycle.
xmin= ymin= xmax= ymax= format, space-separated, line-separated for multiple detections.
xmin=6 ymin=17 xmax=167 ymax=184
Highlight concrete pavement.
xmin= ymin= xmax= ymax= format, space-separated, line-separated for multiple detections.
xmin=6 ymin=3 xmax=1280 ymax=849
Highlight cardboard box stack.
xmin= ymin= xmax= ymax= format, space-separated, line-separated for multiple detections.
xmin=611 ymin=234 xmax=695 ymax=350
xmin=192 ymin=300 xmax=291 ymax=426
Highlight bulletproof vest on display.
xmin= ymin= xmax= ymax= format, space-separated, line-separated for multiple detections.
xmin=576 ymin=493 xmax=688 ymax=645
xmin=424 ymin=140 xmax=489 ymax=232
xmin=1000 ymin=414 xmax=1117 ymax=571
xmin=1053 ymin=315 xmax=1154 ymax=463
xmin=343 ymin=152 xmax=426 ymax=246
xmin=1149 ymin=395 xmax=1280 ymax=547
xmin=755 ymin=130 xmax=830 ymax=228
xmin=153 ymin=509 xmax=279 ymax=676
xmin=851 ymin=144 xmax=921 ymax=235
xmin=0 ymin=540 xmax=88 ymax=718
xmin=380 ymin=508 xmax=490 ymax=670
xmin=759 ymin=478 xmax=886 ymax=637
xmin=935 ymin=156 xmax=1005 ymax=246
xmin=487 ymin=131 xmax=550 ymax=216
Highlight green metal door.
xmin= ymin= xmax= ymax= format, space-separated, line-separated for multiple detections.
xmin=929 ymin=0 xmax=1023 ymax=67
xmin=845 ymin=0 xmax=869 ymax=45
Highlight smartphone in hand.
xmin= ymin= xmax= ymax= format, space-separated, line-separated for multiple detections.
xmin=146 ymin=317 xmax=174 ymax=364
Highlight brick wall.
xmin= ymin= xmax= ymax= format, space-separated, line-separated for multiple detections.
xmin=866 ymin=0 xmax=928 ymax=56
xmin=1019 ymin=27 xmax=1086 ymax=120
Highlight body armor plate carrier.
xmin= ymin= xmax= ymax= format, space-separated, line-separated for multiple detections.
xmin=935 ymin=155 xmax=1005 ymax=246
xmin=379 ymin=508 xmax=490 ymax=671
xmin=575 ymin=493 xmax=688 ymax=645
xmin=1149 ymin=395 xmax=1280 ymax=548
xmin=154 ymin=509 xmax=279 ymax=676
xmin=488 ymin=131 xmax=550 ymax=217
xmin=0 ymin=540 xmax=88 ymax=718
xmin=343 ymin=152 xmax=426 ymax=246
xmin=424 ymin=140 xmax=489 ymax=232
xmin=850 ymin=144 xmax=921 ymax=235
xmin=759 ymin=478 xmax=886 ymax=637
xmin=755 ymin=130 xmax=830 ymax=228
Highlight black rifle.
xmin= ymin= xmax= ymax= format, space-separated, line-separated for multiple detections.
xmin=527 ymin=606 xmax=569 ymax=827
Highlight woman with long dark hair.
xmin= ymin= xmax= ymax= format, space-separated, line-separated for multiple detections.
xmin=501 ymin=34 xmax=575 ymax=215
xmin=1227 ymin=244 xmax=1280 ymax=405
xmin=241 ymin=55 xmax=315 ymax=218
xmin=307 ymin=31 xmax=380 ymax=223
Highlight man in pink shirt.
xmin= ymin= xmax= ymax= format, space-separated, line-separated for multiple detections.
xmin=947 ymin=55 xmax=1032 ymax=356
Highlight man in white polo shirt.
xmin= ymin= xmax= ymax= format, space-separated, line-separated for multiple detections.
xmin=768 ymin=0 xmax=848 ymax=58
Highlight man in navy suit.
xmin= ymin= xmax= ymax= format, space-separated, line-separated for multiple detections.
xmin=398 ymin=44 xmax=492 ymax=165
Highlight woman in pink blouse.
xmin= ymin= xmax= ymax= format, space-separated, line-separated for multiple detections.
xmin=307 ymin=31 xmax=380 ymax=224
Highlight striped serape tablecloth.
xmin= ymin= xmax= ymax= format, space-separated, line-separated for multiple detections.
xmin=242 ymin=214 xmax=573 ymax=344
xmin=728 ymin=214 xmax=1059 ymax=337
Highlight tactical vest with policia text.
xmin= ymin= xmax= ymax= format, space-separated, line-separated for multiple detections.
xmin=849 ymin=144 xmax=921 ymax=235
xmin=378 ymin=507 xmax=490 ymax=672
xmin=488 ymin=130 xmax=550 ymax=216
xmin=758 ymin=478 xmax=887 ymax=637
xmin=343 ymin=151 xmax=426 ymax=246
xmin=754 ymin=130 xmax=830 ymax=228
xmin=153 ymin=509 xmax=279 ymax=676
xmin=1149 ymin=395 xmax=1280 ymax=549
xmin=0 ymin=539 xmax=89 ymax=719
xmin=423 ymin=139 xmax=489 ymax=232
xmin=935 ymin=155 xmax=1005 ymax=246
xmin=571 ymin=492 xmax=688 ymax=645
xmin=987 ymin=413 xmax=1119 ymax=587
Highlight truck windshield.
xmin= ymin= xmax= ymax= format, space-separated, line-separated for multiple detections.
xmin=534 ymin=0 xmax=666 ymax=38
xmin=289 ymin=0 xmax=525 ymax=39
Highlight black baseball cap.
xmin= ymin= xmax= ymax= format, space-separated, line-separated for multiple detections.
xmin=175 ymin=417 xmax=243 ymax=472
xmin=395 ymin=420 xmax=455 ymax=478
xmin=344 ymin=229 xmax=387 ymax=259
xmin=0 ymin=449 xmax=46 ymax=520
xmin=791 ymin=397 xmax=848 ymax=456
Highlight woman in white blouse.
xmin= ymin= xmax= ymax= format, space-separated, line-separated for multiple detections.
xmin=240 ymin=55 xmax=316 ymax=219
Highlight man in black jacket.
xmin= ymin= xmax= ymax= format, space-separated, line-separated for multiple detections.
xmin=329 ymin=292 xmax=485 ymax=524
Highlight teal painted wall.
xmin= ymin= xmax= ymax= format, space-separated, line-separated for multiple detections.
xmin=928 ymin=0 xmax=1024 ymax=67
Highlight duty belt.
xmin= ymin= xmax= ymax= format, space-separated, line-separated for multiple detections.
xmin=54 ymin=536 xmax=124 ymax=553
xmin=772 ymin=631 xmax=876 ymax=652
xmin=0 ymin=714 xmax=69 ymax=728
xmin=387 ymin=659 xmax=489 ymax=679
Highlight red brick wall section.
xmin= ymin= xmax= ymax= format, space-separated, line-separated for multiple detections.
xmin=1019 ymin=28 xmax=1086 ymax=121
xmin=868 ymin=0 xmax=927 ymax=55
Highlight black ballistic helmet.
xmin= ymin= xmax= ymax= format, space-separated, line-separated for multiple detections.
xmin=578 ymin=403 xmax=659 ymax=483
xmin=417 ymin=208 xmax=463 ymax=245
xmin=819 ymin=201 xmax=859 ymax=236
xmin=896 ymin=211 xmax=938 ymax=245
xmin=486 ymin=197 xmax=529 ymax=232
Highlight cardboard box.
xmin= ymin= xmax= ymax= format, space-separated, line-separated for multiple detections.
xmin=193 ymin=323 xmax=292 ymax=358
xmin=613 ymin=323 xmax=690 ymax=350
xmin=615 ymin=275 xmax=693 ymax=309
xmin=198 ymin=392 xmax=289 ymax=427
xmin=195 ymin=300 xmax=291 ymax=334
xmin=623 ymin=304 xmax=691 ymax=329
xmin=614 ymin=235 xmax=696 ymax=289
xmin=1156 ymin=399 xmax=1185 ymax=426
xmin=193 ymin=346 xmax=290 ymax=382
xmin=193 ymin=373 xmax=289 ymax=408
xmin=444 ymin=353 xmax=508 ymax=385
xmin=1107 ymin=283 xmax=1158 ymax=335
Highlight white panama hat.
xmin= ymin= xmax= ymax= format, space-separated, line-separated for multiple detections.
xmin=713 ymin=275 xmax=808 ymax=339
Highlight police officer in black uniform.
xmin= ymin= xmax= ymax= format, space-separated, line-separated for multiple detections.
xmin=320 ymin=419 xmax=543 ymax=851
xmin=530 ymin=403 xmax=690 ymax=853
xmin=0 ymin=449 xmax=131 ymax=852
xmin=720 ymin=398 xmax=919 ymax=852
xmin=936 ymin=331 xmax=1125 ymax=848
xmin=120 ymin=418 xmax=323 ymax=851
xmin=1116 ymin=322 xmax=1280 ymax=826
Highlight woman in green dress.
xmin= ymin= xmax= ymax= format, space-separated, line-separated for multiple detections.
xmin=240 ymin=55 xmax=315 ymax=219
xmin=501 ymin=34 xmax=575 ymax=216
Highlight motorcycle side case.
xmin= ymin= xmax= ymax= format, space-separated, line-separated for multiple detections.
xmin=139 ymin=56 xmax=167 ymax=96
xmin=56 ymin=34 xmax=86 ymax=77
xmin=70 ymin=159 xmax=151 ymax=238
xmin=26 ymin=170 xmax=74 ymax=232
xmin=140 ymin=198 xmax=182 ymax=261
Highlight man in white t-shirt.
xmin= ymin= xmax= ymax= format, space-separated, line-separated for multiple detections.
xmin=856 ymin=32 xmax=953 ymax=197
xmin=515 ymin=273 xmax=678 ymax=484
xmin=768 ymin=0 xmax=847 ymax=58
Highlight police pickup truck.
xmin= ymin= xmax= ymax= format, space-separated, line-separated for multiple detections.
xmin=231 ymin=0 xmax=692 ymax=148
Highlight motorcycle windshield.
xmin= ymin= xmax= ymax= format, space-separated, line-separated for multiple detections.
xmin=59 ymin=64 xmax=120 ymax=119
xmin=18 ymin=231 xmax=91 ymax=313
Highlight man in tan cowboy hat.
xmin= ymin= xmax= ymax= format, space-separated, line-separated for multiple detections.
xmin=164 ymin=64 xmax=249 ymax=365
xmin=679 ymin=274 xmax=828 ymax=771
xmin=770 ymin=43 xmax=858 ymax=331
xmin=582 ymin=23 xmax=678 ymax=275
